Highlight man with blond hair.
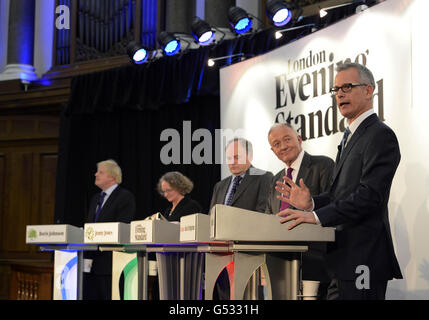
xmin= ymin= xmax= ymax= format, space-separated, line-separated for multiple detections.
xmin=84 ymin=159 xmax=136 ymax=300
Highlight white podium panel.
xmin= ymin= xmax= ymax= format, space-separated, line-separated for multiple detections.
xmin=210 ymin=204 xmax=335 ymax=242
xmin=84 ymin=222 xmax=130 ymax=244
xmin=180 ymin=214 xmax=210 ymax=242
xmin=130 ymin=220 xmax=179 ymax=244
xmin=26 ymin=224 xmax=83 ymax=244
xmin=54 ymin=251 xmax=78 ymax=300
xmin=207 ymin=205 xmax=336 ymax=300
xmin=112 ymin=252 xmax=138 ymax=300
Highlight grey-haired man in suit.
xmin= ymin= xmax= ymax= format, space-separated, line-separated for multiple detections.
xmin=210 ymin=138 xmax=273 ymax=213
xmin=266 ymin=123 xmax=334 ymax=299
xmin=276 ymin=63 xmax=402 ymax=300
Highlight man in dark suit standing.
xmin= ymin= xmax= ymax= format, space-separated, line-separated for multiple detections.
xmin=277 ymin=63 xmax=402 ymax=300
xmin=84 ymin=159 xmax=136 ymax=300
xmin=209 ymin=138 xmax=272 ymax=299
xmin=209 ymin=138 xmax=273 ymax=213
xmin=266 ymin=123 xmax=334 ymax=299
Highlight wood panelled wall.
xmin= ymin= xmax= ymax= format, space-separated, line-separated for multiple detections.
xmin=0 ymin=55 xmax=131 ymax=299
xmin=0 ymin=115 xmax=59 ymax=300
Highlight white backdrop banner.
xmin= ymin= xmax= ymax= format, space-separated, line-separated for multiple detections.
xmin=220 ymin=0 xmax=429 ymax=299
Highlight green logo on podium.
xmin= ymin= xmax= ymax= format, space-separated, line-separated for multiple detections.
xmin=85 ymin=227 xmax=95 ymax=240
xmin=28 ymin=229 xmax=37 ymax=239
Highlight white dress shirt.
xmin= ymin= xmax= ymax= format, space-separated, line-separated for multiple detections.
xmin=224 ymin=173 xmax=245 ymax=205
xmin=286 ymin=149 xmax=305 ymax=183
xmin=99 ymin=183 xmax=118 ymax=208
xmin=343 ymin=108 xmax=375 ymax=148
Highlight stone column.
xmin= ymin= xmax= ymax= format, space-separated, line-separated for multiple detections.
xmin=0 ymin=0 xmax=37 ymax=81
xmin=0 ymin=0 xmax=10 ymax=74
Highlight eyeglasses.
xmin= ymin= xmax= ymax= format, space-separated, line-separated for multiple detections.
xmin=161 ymin=189 xmax=174 ymax=194
xmin=330 ymin=83 xmax=368 ymax=95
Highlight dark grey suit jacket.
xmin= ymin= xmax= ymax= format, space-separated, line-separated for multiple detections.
xmin=265 ymin=151 xmax=334 ymax=282
xmin=314 ymin=114 xmax=402 ymax=281
xmin=265 ymin=152 xmax=334 ymax=214
xmin=209 ymin=166 xmax=273 ymax=213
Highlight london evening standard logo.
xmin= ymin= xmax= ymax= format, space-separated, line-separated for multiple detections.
xmin=134 ymin=224 xmax=147 ymax=241
xmin=274 ymin=49 xmax=386 ymax=140
xmin=85 ymin=226 xmax=95 ymax=241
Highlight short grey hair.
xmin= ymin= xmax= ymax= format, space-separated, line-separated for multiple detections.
xmin=97 ymin=159 xmax=122 ymax=184
xmin=336 ymin=62 xmax=376 ymax=89
xmin=267 ymin=122 xmax=295 ymax=138
xmin=225 ymin=138 xmax=253 ymax=156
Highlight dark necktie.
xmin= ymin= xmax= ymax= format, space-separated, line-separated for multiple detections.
xmin=225 ymin=175 xmax=242 ymax=206
xmin=94 ymin=192 xmax=106 ymax=222
xmin=336 ymin=127 xmax=351 ymax=162
xmin=280 ymin=167 xmax=293 ymax=211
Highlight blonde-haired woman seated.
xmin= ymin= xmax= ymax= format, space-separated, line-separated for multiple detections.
xmin=157 ymin=171 xmax=203 ymax=222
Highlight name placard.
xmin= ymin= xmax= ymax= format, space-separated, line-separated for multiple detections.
xmin=26 ymin=224 xmax=83 ymax=244
xmin=210 ymin=204 xmax=335 ymax=242
xmin=130 ymin=220 xmax=179 ymax=244
xmin=180 ymin=214 xmax=210 ymax=242
xmin=84 ymin=222 xmax=130 ymax=244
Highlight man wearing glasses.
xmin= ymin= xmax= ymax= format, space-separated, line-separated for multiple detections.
xmin=275 ymin=62 xmax=402 ymax=300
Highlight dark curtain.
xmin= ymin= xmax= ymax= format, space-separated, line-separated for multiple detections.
xmin=54 ymin=14 xmax=349 ymax=226
xmin=55 ymin=94 xmax=220 ymax=226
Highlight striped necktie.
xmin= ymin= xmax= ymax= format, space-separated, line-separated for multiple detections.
xmin=225 ymin=175 xmax=242 ymax=206
xmin=336 ymin=127 xmax=351 ymax=162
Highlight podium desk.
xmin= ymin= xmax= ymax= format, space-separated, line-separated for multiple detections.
xmin=26 ymin=224 xmax=97 ymax=300
xmin=173 ymin=214 xmax=230 ymax=300
xmin=146 ymin=241 xmax=230 ymax=300
xmin=127 ymin=214 xmax=231 ymax=300
xmin=128 ymin=219 xmax=181 ymax=300
xmin=208 ymin=205 xmax=336 ymax=300
xmin=84 ymin=222 xmax=142 ymax=300
xmin=97 ymin=244 xmax=147 ymax=300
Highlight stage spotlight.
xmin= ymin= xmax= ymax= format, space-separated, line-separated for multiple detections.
xmin=319 ymin=2 xmax=353 ymax=18
xmin=158 ymin=31 xmax=181 ymax=56
xmin=266 ymin=0 xmax=292 ymax=27
xmin=127 ymin=41 xmax=149 ymax=64
xmin=207 ymin=59 xmax=215 ymax=67
xmin=191 ymin=17 xmax=215 ymax=46
xmin=274 ymin=23 xmax=316 ymax=39
xmin=207 ymin=53 xmax=245 ymax=67
xmin=228 ymin=7 xmax=253 ymax=34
